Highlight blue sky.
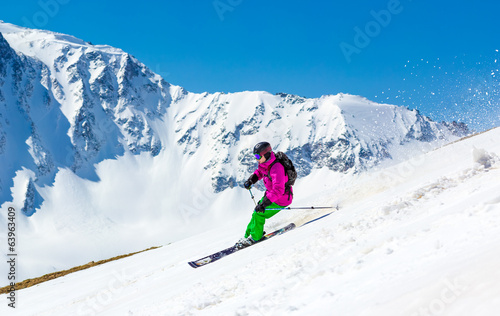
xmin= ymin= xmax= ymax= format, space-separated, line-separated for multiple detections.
xmin=2 ymin=0 xmax=499 ymax=130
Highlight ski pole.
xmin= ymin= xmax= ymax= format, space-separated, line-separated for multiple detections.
xmin=265 ymin=206 xmax=339 ymax=211
xmin=248 ymin=188 xmax=257 ymax=206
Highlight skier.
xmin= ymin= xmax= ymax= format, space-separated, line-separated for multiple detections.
xmin=236 ymin=142 xmax=293 ymax=248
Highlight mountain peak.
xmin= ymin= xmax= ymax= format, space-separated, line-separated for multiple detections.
xmin=0 ymin=22 xmax=470 ymax=216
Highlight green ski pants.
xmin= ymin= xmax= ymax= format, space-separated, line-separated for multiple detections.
xmin=244 ymin=197 xmax=285 ymax=241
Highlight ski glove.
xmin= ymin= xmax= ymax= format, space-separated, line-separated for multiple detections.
xmin=255 ymin=196 xmax=272 ymax=213
xmin=244 ymin=174 xmax=259 ymax=190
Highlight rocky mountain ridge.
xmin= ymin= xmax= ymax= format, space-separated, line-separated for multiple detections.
xmin=0 ymin=22 xmax=469 ymax=214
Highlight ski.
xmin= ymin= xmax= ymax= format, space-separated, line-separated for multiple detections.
xmin=188 ymin=223 xmax=296 ymax=268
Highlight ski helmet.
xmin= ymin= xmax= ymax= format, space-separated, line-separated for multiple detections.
xmin=253 ymin=142 xmax=272 ymax=160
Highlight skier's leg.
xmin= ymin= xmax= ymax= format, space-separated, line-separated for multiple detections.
xmin=244 ymin=215 xmax=255 ymax=238
xmin=248 ymin=202 xmax=283 ymax=241
xmin=248 ymin=212 xmax=266 ymax=241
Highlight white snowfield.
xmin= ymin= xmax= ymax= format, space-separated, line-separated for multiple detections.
xmin=2 ymin=128 xmax=500 ymax=315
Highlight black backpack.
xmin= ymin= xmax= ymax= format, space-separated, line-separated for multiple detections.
xmin=267 ymin=152 xmax=297 ymax=193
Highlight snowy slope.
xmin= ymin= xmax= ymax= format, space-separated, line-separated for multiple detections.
xmin=1 ymin=127 xmax=498 ymax=316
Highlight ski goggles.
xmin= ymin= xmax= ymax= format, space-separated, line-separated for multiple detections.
xmin=254 ymin=147 xmax=271 ymax=160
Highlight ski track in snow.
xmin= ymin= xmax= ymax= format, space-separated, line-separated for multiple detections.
xmin=1 ymin=130 xmax=500 ymax=315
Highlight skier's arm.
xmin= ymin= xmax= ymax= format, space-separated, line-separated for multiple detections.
xmin=244 ymin=174 xmax=259 ymax=189
xmin=253 ymin=165 xmax=266 ymax=180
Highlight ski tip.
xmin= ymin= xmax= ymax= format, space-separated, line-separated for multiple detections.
xmin=188 ymin=261 xmax=200 ymax=268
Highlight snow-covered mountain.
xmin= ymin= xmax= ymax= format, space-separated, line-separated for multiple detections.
xmin=0 ymin=22 xmax=175 ymax=215
xmin=0 ymin=22 xmax=474 ymax=284
xmin=0 ymin=21 xmax=468 ymax=215
xmin=171 ymin=91 xmax=468 ymax=193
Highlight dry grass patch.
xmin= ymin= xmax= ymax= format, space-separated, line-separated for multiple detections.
xmin=0 ymin=246 xmax=160 ymax=294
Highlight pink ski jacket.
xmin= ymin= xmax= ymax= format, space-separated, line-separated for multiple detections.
xmin=253 ymin=152 xmax=293 ymax=207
